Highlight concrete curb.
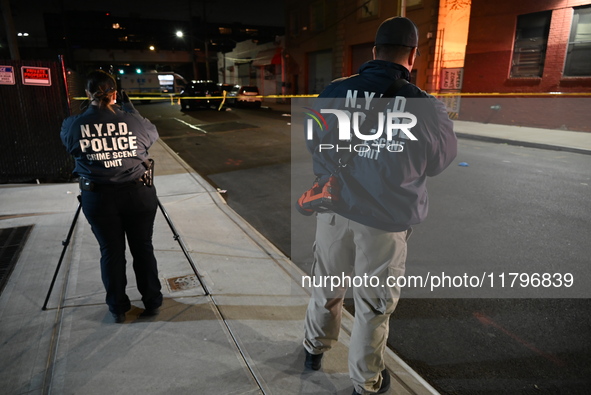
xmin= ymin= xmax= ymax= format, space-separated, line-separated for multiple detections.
xmin=456 ymin=132 xmax=591 ymax=156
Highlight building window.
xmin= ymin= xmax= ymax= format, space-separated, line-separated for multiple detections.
xmin=510 ymin=11 xmax=551 ymax=78
xmin=359 ymin=0 xmax=379 ymax=20
xmin=310 ymin=1 xmax=326 ymax=32
xmin=564 ymin=6 xmax=591 ymax=77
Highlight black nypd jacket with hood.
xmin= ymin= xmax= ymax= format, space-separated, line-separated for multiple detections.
xmin=306 ymin=60 xmax=457 ymax=231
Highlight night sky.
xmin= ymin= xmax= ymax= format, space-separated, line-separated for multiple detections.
xmin=4 ymin=0 xmax=285 ymax=40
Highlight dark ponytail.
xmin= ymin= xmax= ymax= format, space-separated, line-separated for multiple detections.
xmin=86 ymin=70 xmax=117 ymax=111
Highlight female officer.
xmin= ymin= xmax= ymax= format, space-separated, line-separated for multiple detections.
xmin=61 ymin=70 xmax=162 ymax=323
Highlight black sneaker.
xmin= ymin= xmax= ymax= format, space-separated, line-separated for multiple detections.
xmin=352 ymin=369 xmax=390 ymax=394
xmin=140 ymin=307 xmax=160 ymax=317
xmin=304 ymin=350 xmax=323 ymax=370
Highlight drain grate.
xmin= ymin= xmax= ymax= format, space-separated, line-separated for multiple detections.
xmin=0 ymin=226 xmax=34 ymax=295
xmin=167 ymin=274 xmax=201 ymax=292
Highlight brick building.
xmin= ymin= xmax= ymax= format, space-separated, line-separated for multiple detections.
xmin=284 ymin=0 xmax=447 ymax=94
xmin=460 ymin=0 xmax=591 ymax=131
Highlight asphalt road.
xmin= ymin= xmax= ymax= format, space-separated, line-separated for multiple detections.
xmin=138 ymin=101 xmax=591 ymax=394
xmin=144 ymin=101 xmax=293 ymax=252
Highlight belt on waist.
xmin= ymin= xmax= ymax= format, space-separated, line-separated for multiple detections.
xmin=79 ymin=177 xmax=144 ymax=192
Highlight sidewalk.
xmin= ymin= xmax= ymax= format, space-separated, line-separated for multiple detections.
xmin=453 ymin=120 xmax=591 ymax=155
xmin=0 ymin=140 xmax=436 ymax=395
xmin=1 ymin=114 xmax=589 ymax=395
xmin=262 ymin=100 xmax=591 ymax=155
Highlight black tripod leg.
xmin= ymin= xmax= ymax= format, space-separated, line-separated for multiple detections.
xmin=42 ymin=201 xmax=82 ymax=311
xmin=157 ymin=199 xmax=210 ymax=296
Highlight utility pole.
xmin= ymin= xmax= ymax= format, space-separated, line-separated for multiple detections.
xmin=202 ymin=0 xmax=210 ymax=80
xmin=1 ymin=0 xmax=21 ymax=60
xmin=187 ymin=1 xmax=199 ymax=80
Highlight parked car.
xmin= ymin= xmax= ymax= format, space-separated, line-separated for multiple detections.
xmin=179 ymin=81 xmax=223 ymax=110
xmin=231 ymin=85 xmax=262 ymax=108
xmin=218 ymin=83 xmax=237 ymax=106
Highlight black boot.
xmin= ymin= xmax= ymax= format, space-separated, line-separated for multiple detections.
xmin=304 ymin=350 xmax=323 ymax=370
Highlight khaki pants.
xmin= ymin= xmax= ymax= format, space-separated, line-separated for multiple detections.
xmin=303 ymin=212 xmax=410 ymax=394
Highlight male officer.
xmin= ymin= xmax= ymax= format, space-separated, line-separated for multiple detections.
xmin=302 ymin=17 xmax=457 ymax=394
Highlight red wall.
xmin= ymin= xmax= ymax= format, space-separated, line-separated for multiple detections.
xmin=458 ymin=97 xmax=591 ymax=132
xmin=460 ymin=0 xmax=591 ymax=131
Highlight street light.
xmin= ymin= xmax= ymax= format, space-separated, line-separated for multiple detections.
xmin=175 ymin=30 xmax=210 ymax=80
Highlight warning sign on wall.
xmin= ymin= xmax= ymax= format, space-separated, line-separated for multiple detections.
xmin=440 ymin=68 xmax=463 ymax=91
xmin=21 ymin=66 xmax=52 ymax=86
xmin=0 ymin=66 xmax=16 ymax=85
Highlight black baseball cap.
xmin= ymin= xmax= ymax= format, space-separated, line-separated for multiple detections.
xmin=375 ymin=17 xmax=420 ymax=54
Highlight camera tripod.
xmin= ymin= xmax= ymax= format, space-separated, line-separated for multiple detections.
xmin=41 ymin=195 xmax=210 ymax=310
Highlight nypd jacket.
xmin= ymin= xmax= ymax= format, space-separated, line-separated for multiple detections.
xmin=306 ymin=60 xmax=457 ymax=231
xmin=60 ymin=102 xmax=158 ymax=184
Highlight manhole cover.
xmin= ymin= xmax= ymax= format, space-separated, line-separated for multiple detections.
xmin=0 ymin=226 xmax=34 ymax=295
xmin=197 ymin=121 xmax=258 ymax=133
xmin=167 ymin=274 xmax=201 ymax=291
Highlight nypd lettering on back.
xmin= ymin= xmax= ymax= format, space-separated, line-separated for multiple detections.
xmin=79 ymin=122 xmax=138 ymax=168
xmin=306 ymin=90 xmax=417 ymax=160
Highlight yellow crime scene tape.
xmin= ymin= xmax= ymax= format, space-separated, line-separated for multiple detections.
xmin=72 ymin=92 xmax=591 ymax=101
xmin=72 ymin=94 xmax=319 ymax=101
xmin=72 ymin=91 xmax=591 ymax=113
xmin=433 ymin=92 xmax=591 ymax=96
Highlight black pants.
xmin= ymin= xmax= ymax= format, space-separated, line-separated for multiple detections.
xmin=81 ymin=183 xmax=163 ymax=314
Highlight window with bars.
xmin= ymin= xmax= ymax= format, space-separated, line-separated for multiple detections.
xmin=564 ymin=6 xmax=591 ymax=76
xmin=510 ymin=11 xmax=551 ymax=78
